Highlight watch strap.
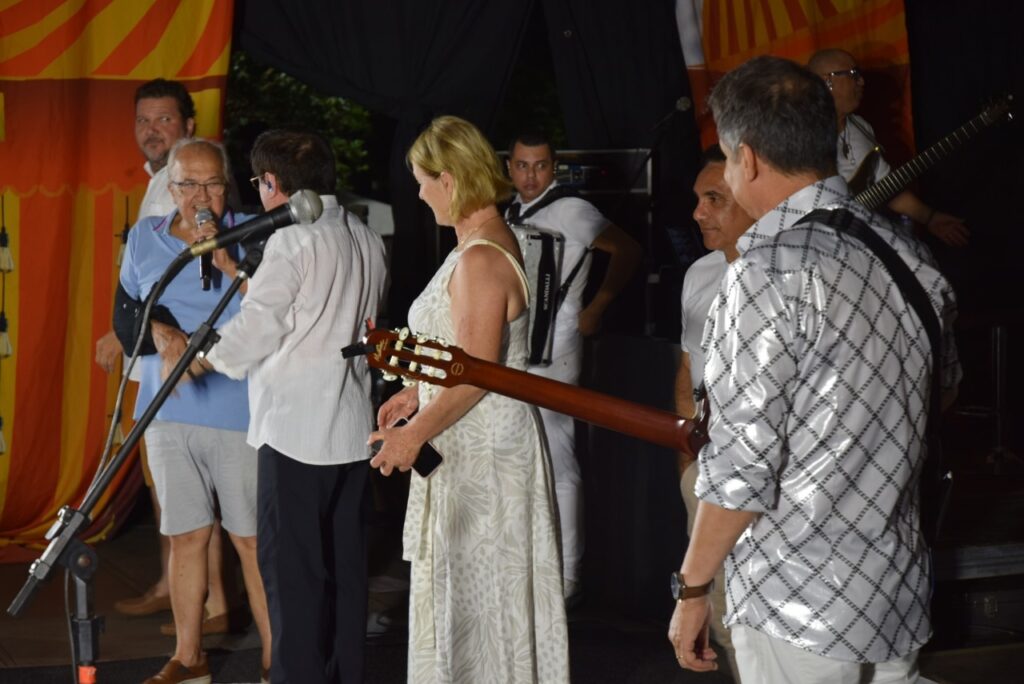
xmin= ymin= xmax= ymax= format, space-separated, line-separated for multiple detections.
xmin=671 ymin=571 xmax=714 ymax=600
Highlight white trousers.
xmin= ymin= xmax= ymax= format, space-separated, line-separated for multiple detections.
xmin=530 ymin=342 xmax=583 ymax=585
xmin=732 ymin=625 xmax=920 ymax=684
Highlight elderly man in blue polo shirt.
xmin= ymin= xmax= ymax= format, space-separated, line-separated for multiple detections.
xmin=120 ymin=138 xmax=271 ymax=684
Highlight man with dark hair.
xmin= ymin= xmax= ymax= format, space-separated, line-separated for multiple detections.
xmin=504 ymin=132 xmax=642 ymax=604
xmin=668 ymin=56 xmax=959 ymax=682
xmin=98 ymin=79 xmax=197 ymax=374
xmin=674 ymin=143 xmax=754 ymax=682
xmin=189 ymin=129 xmax=388 ymax=683
xmin=808 ymin=48 xmax=969 ymax=247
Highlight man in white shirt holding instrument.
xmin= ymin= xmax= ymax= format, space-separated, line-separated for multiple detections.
xmin=505 ymin=132 xmax=642 ymax=604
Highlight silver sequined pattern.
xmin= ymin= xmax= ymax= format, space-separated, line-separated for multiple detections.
xmin=696 ymin=176 xmax=960 ymax=663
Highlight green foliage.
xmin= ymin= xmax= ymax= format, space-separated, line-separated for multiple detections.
xmin=223 ymin=50 xmax=371 ymax=191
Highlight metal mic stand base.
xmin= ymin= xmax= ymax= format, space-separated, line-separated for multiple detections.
xmin=7 ymin=246 xmax=265 ymax=682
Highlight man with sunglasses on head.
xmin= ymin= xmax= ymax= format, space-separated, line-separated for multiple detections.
xmin=120 ymin=138 xmax=271 ymax=684
xmin=808 ymin=48 xmax=969 ymax=247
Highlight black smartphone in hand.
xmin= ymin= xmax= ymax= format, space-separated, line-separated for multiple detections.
xmin=412 ymin=441 xmax=444 ymax=478
xmin=387 ymin=417 xmax=444 ymax=478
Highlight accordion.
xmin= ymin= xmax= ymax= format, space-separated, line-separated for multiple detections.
xmin=511 ymin=224 xmax=564 ymax=366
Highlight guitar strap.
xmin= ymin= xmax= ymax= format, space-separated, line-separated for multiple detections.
xmin=847 ymin=115 xmax=886 ymax=154
xmin=799 ymin=208 xmax=951 ymax=544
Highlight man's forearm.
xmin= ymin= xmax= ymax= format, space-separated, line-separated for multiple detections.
xmin=674 ymin=354 xmax=697 ymax=420
xmin=592 ymin=224 xmax=642 ymax=305
xmin=681 ymin=499 xmax=758 ymax=584
xmin=887 ymin=190 xmax=931 ymax=225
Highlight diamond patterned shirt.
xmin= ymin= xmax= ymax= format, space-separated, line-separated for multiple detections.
xmin=696 ymin=176 xmax=960 ymax=663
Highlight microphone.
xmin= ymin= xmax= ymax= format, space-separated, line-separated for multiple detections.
xmin=195 ymin=208 xmax=216 ymax=291
xmin=187 ymin=190 xmax=324 ymax=257
xmin=652 ymin=96 xmax=694 ymax=132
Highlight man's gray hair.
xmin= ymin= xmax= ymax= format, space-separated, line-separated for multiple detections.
xmin=708 ymin=56 xmax=837 ymax=177
xmin=167 ymin=138 xmax=231 ymax=180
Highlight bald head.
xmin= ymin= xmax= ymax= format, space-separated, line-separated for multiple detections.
xmin=807 ymin=48 xmax=863 ymax=120
xmin=808 ymin=48 xmax=854 ymax=75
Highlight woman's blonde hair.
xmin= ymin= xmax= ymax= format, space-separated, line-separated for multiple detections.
xmin=407 ymin=115 xmax=512 ymax=221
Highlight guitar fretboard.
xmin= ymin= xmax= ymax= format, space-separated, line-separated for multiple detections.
xmin=853 ymin=100 xmax=1010 ymax=210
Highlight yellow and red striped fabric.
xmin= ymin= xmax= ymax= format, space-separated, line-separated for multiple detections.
xmin=681 ymin=0 xmax=914 ymax=162
xmin=0 ymin=0 xmax=233 ymax=559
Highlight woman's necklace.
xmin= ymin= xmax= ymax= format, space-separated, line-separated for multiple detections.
xmin=457 ymin=214 xmax=501 ymax=247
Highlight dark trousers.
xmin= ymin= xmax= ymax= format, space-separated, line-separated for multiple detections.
xmin=257 ymin=445 xmax=369 ymax=684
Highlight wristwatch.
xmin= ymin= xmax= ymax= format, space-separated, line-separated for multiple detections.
xmin=670 ymin=571 xmax=713 ymax=601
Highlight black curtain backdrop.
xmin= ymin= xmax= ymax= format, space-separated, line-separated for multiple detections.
xmin=541 ymin=0 xmax=688 ymax=149
xmin=904 ymin=0 xmax=1024 ymax=460
xmin=236 ymin=0 xmax=536 ymax=321
xmin=541 ymin=0 xmax=701 ymax=278
xmin=904 ymin=0 xmax=1024 ymax=315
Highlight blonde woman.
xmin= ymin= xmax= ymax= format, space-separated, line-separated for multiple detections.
xmin=369 ymin=116 xmax=568 ymax=683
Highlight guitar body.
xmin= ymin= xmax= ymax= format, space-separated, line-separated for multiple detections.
xmin=349 ymin=328 xmax=710 ymax=457
xmin=846 ymin=147 xmax=881 ymax=196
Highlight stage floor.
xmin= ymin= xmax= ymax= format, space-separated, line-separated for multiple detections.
xmin=1 ymin=494 xmax=1023 ymax=682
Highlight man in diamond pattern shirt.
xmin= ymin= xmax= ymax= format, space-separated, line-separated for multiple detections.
xmin=668 ymin=56 xmax=960 ymax=683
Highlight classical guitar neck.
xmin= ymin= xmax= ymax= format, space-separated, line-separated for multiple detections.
xmin=354 ymin=328 xmax=704 ymax=454
xmin=454 ymin=354 xmax=691 ymax=452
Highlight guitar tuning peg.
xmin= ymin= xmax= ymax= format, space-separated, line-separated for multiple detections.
xmin=402 ymin=378 xmax=416 ymax=388
xmin=408 ymin=361 xmax=419 ymax=373
xmin=398 ymin=327 xmax=410 ymax=341
xmin=383 ymin=372 xmax=398 ymax=382
xmin=395 ymin=340 xmax=404 ymax=351
xmin=388 ymin=355 xmax=399 ymax=366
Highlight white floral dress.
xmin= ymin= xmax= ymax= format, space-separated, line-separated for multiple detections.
xmin=403 ymin=239 xmax=569 ymax=683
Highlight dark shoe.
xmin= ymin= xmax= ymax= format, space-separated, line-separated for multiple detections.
xmin=159 ymin=612 xmax=231 ymax=637
xmin=114 ymin=589 xmax=171 ymax=616
xmin=142 ymin=657 xmax=211 ymax=684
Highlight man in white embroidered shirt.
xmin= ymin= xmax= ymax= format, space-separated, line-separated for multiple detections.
xmin=668 ymin=56 xmax=960 ymax=683
xmin=192 ymin=130 xmax=387 ymax=683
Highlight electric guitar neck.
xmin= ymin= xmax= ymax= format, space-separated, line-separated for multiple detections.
xmin=854 ymin=96 xmax=1014 ymax=210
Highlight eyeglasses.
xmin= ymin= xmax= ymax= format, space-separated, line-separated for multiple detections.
xmin=249 ymin=175 xmax=263 ymax=190
xmin=172 ymin=180 xmax=227 ymax=196
xmin=826 ymin=67 xmax=862 ymax=80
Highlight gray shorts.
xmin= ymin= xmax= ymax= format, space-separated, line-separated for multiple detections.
xmin=144 ymin=420 xmax=257 ymax=537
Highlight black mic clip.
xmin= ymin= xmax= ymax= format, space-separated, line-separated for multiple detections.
xmin=196 ymin=208 xmax=217 ymax=291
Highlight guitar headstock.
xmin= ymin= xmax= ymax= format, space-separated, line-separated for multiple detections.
xmin=981 ymin=94 xmax=1014 ymax=125
xmin=360 ymin=327 xmax=470 ymax=388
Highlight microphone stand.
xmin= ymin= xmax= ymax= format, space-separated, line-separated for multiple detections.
xmin=610 ymin=102 xmax=692 ymax=336
xmin=7 ymin=243 xmax=265 ymax=682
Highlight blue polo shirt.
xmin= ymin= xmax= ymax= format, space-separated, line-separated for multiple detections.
xmin=120 ymin=209 xmax=252 ymax=431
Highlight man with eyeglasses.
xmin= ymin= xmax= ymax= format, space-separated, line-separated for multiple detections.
xmin=99 ymin=79 xmax=237 ymax=643
xmin=120 ymin=138 xmax=272 ymax=684
xmin=808 ymin=48 xmax=969 ymax=247
xmin=187 ymin=129 xmax=387 ymax=683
